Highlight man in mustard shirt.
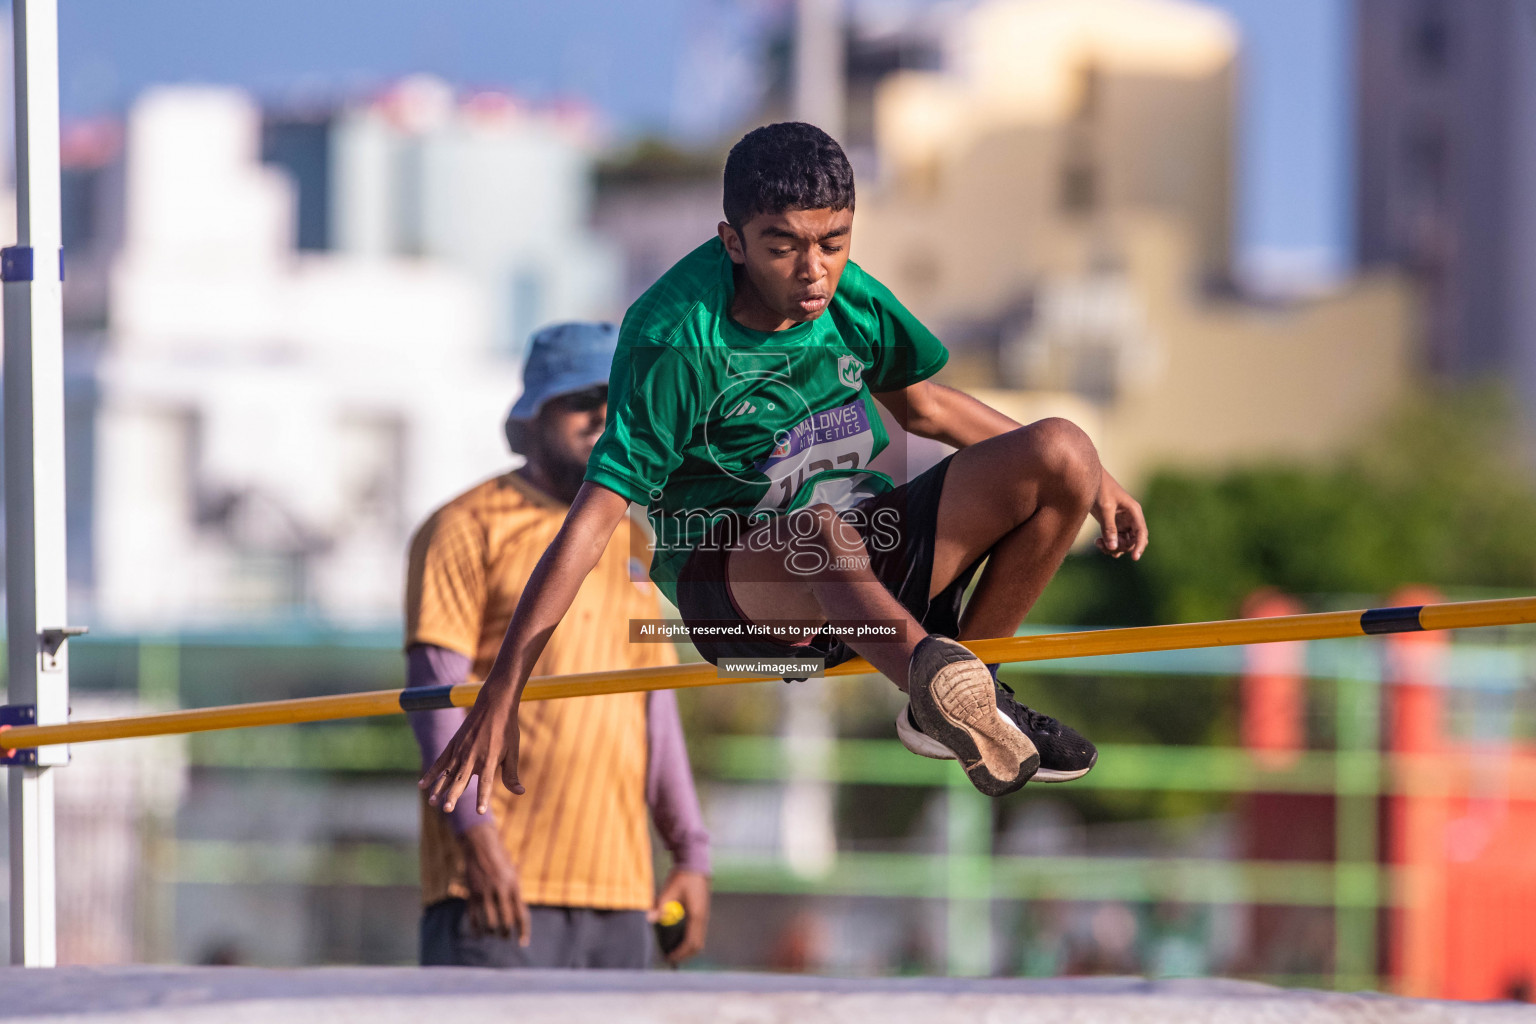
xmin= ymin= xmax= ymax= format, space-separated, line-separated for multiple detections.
xmin=406 ymin=322 xmax=710 ymax=967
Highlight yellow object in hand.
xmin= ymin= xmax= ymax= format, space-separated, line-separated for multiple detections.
xmin=657 ymin=900 xmax=685 ymax=928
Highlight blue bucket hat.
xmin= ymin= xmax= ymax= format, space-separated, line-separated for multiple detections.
xmin=505 ymin=321 xmax=618 ymax=451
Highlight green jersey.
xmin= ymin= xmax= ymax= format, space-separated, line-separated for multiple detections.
xmin=585 ymin=236 xmax=949 ymax=604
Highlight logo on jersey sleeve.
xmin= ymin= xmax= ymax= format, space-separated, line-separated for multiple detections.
xmin=837 ymin=354 xmax=865 ymax=390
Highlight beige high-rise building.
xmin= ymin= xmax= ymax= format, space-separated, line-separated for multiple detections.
xmin=854 ymin=0 xmax=1416 ymax=485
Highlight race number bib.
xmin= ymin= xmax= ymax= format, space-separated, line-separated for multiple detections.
xmin=753 ymin=397 xmax=879 ymax=512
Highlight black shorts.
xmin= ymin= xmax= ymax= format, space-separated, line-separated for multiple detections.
xmin=674 ymin=454 xmax=981 ymax=668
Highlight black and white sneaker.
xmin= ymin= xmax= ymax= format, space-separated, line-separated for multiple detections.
xmin=905 ymin=636 xmax=1040 ymax=797
xmin=898 ymin=677 xmax=1097 ymax=784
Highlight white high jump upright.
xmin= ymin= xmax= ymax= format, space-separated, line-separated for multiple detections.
xmin=5 ymin=0 xmax=69 ymax=968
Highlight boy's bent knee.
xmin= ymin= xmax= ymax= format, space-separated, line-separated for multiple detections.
xmin=1027 ymin=416 xmax=1095 ymax=458
xmin=1027 ymin=418 xmax=1099 ymax=496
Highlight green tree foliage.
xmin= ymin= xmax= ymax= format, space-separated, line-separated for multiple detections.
xmin=594 ymin=137 xmax=723 ymax=189
xmin=1034 ymin=387 xmax=1536 ymax=628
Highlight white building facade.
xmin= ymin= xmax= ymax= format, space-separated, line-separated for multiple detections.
xmin=62 ymin=82 xmax=620 ymax=630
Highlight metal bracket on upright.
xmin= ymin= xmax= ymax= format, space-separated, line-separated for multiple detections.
xmin=40 ymin=625 xmax=87 ymax=672
xmin=0 ymin=704 xmax=38 ymax=766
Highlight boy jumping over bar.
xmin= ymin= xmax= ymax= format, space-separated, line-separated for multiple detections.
xmin=425 ymin=123 xmax=1148 ymax=805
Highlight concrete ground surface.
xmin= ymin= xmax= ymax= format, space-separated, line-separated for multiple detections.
xmin=0 ymin=968 xmax=1531 ymax=1023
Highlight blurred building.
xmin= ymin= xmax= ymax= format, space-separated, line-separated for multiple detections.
xmin=321 ymin=76 xmax=620 ymax=356
xmin=1355 ymin=0 xmax=1536 ymax=422
xmin=55 ymin=82 xmax=620 ymax=630
xmin=866 ymin=0 xmax=1237 ymax=282
xmin=847 ymin=0 xmax=1416 ymax=485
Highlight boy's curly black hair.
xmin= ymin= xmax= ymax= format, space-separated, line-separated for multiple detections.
xmin=722 ymin=122 xmax=855 ymax=231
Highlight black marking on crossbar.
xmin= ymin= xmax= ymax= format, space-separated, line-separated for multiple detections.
xmin=399 ymin=686 xmax=457 ymax=712
xmin=1360 ymin=605 xmax=1425 ymax=635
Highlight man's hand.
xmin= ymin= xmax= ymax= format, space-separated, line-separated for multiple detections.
xmin=1092 ymin=468 xmax=1149 ymax=560
xmin=423 ymin=690 xmax=522 ymax=814
xmin=459 ymin=822 xmax=531 ymax=945
xmin=648 ymin=868 xmax=711 ymax=964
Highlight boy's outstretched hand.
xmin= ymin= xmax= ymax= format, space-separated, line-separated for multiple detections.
xmin=1092 ymin=468 xmax=1149 ymax=561
xmin=420 ymin=485 xmax=633 ymax=810
xmin=423 ymin=690 xmax=523 ymax=813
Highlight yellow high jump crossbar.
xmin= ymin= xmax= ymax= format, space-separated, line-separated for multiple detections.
xmin=1 ymin=595 xmax=1534 ymax=754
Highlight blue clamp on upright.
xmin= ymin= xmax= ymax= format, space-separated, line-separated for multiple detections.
xmin=0 ymin=245 xmax=64 ymax=282
xmin=1 ymin=704 xmax=38 ymax=766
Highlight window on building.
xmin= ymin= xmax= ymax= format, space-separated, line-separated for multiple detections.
xmin=1411 ymin=2 xmax=1452 ymax=75
xmin=60 ymin=167 xmax=101 ymax=251
xmin=1404 ymin=122 xmax=1448 ymax=207
xmin=261 ymin=118 xmax=333 ymax=252
xmin=1060 ymin=160 xmax=1098 ymax=214
xmin=1060 ymin=63 xmax=1101 ymax=215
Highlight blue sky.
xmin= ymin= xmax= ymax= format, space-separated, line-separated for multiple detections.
xmin=44 ymin=0 xmax=1352 ymax=278
xmin=55 ymin=0 xmax=718 ymax=130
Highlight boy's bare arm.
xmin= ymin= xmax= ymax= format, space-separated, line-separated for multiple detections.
xmin=421 ymin=482 xmax=633 ymax=811
xmin=875 ymin=379 xmax=1020 ymax=449
xmin=876 ymin=380 xmax=1148 ymax=560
